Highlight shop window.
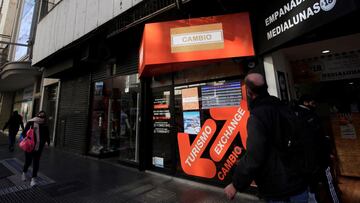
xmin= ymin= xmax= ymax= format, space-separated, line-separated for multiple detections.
xmin=89 ymin=74 xmax=140 ymax=163
xmin=149 ymin=59 xmax=249 ymax=182
xmin=151 ymin=75 xmax=247 ymax=183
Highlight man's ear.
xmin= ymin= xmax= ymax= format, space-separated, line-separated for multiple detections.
xmin=246 ymin=88 xmax=254 ymax=99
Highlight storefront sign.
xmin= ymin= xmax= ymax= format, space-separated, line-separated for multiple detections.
xmin=256 ymin=0 xmax=359 ymax=53
xmin=291 ymin=51 xmax=360 ymax=83
xmin=178 ymin=103 xmax=249 ymax=180
xmin=139 ymin=12 xmax=254 ymax=76
xmin=177 ymin=83 xmax=249 ymax=181
xmin=170 ymin=23 xmax=224 ymax=53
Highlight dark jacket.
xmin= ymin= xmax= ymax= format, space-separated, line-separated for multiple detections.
xmin=3 ymin=113 xmax=24 ymax=132
xmin=24 ymin=120 xmax=50 ymax=151
xmin=293 ymin=105 xmax=330 ymax=171
xmin=232 ymin=94 xmax=307 ymax=200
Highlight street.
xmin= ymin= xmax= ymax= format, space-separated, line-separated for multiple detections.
xmin=0 ymin=135 xmax=262 ymax=203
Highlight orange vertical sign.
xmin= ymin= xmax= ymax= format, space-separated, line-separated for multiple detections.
xmin=177 ymin=83 xmax=250 ymax=180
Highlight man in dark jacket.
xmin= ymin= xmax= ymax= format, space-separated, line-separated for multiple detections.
xmin=224 ymin=73 xmax=308 ymax=202
xmin=3 ymin=111 xmax=25 ymax=152
xmin=295 ymin=95 xmax=339 ymax=203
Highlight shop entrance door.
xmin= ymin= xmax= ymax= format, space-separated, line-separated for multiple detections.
xmin=151 ymin=86 xmax=176 ymax=173
xmin=43 ymin=83 xmax=58 ymax=145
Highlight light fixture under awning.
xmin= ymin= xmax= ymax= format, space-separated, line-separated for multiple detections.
xmin=139 ymin=12 xmax=255 ymax=77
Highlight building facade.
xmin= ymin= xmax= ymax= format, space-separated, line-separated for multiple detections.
xmin=0 ymin=0 xmax=42 ymax=131
xmin=32 ymin=0 xmax=360 ymax=198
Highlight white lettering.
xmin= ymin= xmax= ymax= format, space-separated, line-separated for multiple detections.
xmin=185 ymin=158 xmax=192 ymax=166
xmin=283 ymin=21 xmax=289 ymax=31
xmin=185 ymin=124 xmax=213 ymax=167
xmin=213 ymin=107 xmax=246 ymax=156
xmin=215 ymin=146 xmax=222 ymax=155
xmin=265 ymin=0 xmax=306 ymax=26
xmin=290 ymin=0 xmax=297 ymax=9
xmin=307 ymin=7 xmax=315 ymax=17
xmin=267 ymin=2 xmax=323 ymax=41
xmin=204 ymin=126 xmax=212 ymax=134
xmin=279 ymin=8 xmax=285 ymax=18
xmin=313 ymin=2 xmax=321 ymax=14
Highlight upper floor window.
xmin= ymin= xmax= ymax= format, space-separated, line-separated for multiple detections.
xmin=14 ymin=0 xmax=35 ymax=61
xmin=39 ymin=0 xmax=62 ymax=20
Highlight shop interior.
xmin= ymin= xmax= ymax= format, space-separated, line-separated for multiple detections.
xmin=281 ymin=33 xmax=360 ymax=202
xmin=89 ymin=74 xmax=140 ymax=165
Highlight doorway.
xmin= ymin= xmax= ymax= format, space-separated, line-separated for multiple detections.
xmin=281 ymin=33 xmax=360 ymax=202
xmin=43 ymin=83 xmax=59 ymax=145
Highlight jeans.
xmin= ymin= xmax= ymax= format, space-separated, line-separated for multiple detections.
xmin=267 ymin=189 xmax=309 ymax=203
xmin=8 ymin=129 xmax=18 ymax=151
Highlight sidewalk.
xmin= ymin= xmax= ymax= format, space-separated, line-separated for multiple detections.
xmin=0 ymin=135 xmax=263 ymax=203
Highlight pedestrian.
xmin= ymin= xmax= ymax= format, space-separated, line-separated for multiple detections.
xmin=2 ymin=110 xmax=25 ymax=152
xmin=21 ymin=111 xmax=50 ymax=187
xmin=295 ymin=95 xmax=340 ymax=203
xmin=224 ymin=73 xmax=308 ymax=202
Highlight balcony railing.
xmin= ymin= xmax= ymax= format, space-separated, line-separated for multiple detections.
xmin=0 ymin=34 xmax=31 ymax=72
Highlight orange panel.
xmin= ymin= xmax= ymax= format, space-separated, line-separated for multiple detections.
xmin=139 ymin=12 xmax=255 ymax=77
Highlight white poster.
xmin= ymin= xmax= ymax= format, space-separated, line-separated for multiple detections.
xmin=340 ymin=124 xmax=357 ymax=139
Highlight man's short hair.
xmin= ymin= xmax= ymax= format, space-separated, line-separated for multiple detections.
xmin=245 ymin=73 xmax=268 ymax=95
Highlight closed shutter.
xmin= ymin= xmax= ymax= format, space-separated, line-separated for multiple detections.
xmin=56 ymin=73 xmax=90 ymax=154
xmin=116 ymin=46 xmax=139 ymax=75
xmin=92 ymin=65 xmax=108 ymax=82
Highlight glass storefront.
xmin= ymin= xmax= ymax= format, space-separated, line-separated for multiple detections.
xmin=151 ymin=60 xmax=249 ymax=184
xmin=89 ymin=74 xmax=140 ymax=163
xmin=13 ymin=86 xmax=33 ymax=124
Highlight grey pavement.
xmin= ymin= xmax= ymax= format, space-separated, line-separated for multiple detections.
xmin=0 ymin=135 xmax=264 ymax=203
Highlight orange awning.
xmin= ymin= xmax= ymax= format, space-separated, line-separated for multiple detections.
xmin=139 ymin=12 xmax=255 ymax=77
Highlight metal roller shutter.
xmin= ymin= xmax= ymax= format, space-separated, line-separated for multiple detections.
xmin=116 ymin=46 xmax=139 ymax=75
xmin=116 ymin=55 xmax=138 ymax=75
xmin=56 ymin=73 xmax=90 ymax=154
xmin=91 ymin=66 xmax=108 ymax=82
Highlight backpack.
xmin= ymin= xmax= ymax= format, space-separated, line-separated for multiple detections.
xmin=274 ymin=104 xmax=323 ymax=180
xmin=19 ymin=127 xmax=35 ymax=152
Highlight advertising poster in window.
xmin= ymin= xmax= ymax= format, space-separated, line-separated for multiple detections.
xmin=95 ymin=82 xmax=104 ymax=96
xmin=183 ymin=111 xmax=201 ymax=135
xmin=152 ymin=90 xmax=172 ymax=169
xmin=290 ymin=51 xmax=360 ymax=83
xmin=176 ymin=80 xmax=250 ymax=184
xmin=182 ymin=87 xmax=199 ymax=110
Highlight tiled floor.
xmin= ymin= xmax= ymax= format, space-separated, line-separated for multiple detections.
xmin=339 ymin=176 xmax=360 ymax=203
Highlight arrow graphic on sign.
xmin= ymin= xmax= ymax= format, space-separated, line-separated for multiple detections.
xmin=177 ymin=119 xmax=217 ymax=178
